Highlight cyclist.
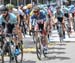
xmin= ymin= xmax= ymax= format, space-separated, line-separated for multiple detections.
xmin=63 ymin=3 xmax=72 ymax=33
xmin=30 ymin=6 xmax=48 ymax=54
xmin=17 ymin=5 xmax=27 ymax=35
xmin=47 ymin=5 xmax=53 ymax=41
xmin=0 ymin=5 xmax=20 ymax=59
xmin=55 ymin=6 xmax=65 ymax=39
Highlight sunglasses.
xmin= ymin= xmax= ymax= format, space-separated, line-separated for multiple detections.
xmin=33 ymin=11 xmax=39 ymax=13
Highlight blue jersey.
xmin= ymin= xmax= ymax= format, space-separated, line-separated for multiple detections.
xmin=31 ymin=12 xmax=46 ymax=21
xmin=25 ymin=9 xmax=31 ymax=15
xmin=0 ymin=13 xmax=17 ymax=25
xmin=30 ymin=12 xmax=46 ymax=26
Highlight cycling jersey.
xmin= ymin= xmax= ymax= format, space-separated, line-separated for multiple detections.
xmin=55 ymin=11 xmax=64 ymax=18
xmin=0 ymin=13 xmax=17 ymax=25
xmin=18 ymin=9 xmax=24 ymax=20
xmin=55 ymin=11 xmax=64 ymax=22
xmin=30 ymin=12 xmax=46 ymax=32
xmin=25 ymin=9 xmax=31 ymax=15
xmin=69 ymin=5 xmax=75 ymax=13
xmin=31 ymin=12 xmax=46 ymax=23
xmin=0 ymin=13 xmax=17 ymax=33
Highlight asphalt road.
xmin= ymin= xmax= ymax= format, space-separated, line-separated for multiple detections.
xmin=1 ymin=29 xmax=75 ymax=63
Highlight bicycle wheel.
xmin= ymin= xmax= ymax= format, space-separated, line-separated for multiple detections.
xmin=0 ymin=42 xmax=3 ymax=63
xmin=67 ymin=26 xmax=70 ymax=38
xmin=15 ymin=43 xmax=23 ymax=63
xmin=57 ymin=24 xmax=63 ymax=42
xmin=36 ymin=37 xmax=42 ymax=60
xmin=8 ymin=45 xmax=12 ymax=63
xmin=1 ymin=49 xmax=4 ymax=63
xmin=2 ymin=44 xmax=12 ymax=63
xmin=32 ymin=31 xmax=36 ymax=43
xmin=73 ymin=19 xmax=75 ymax=31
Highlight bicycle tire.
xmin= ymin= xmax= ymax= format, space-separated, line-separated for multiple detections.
xmin=8 ymin=46 xmax=12 ymax=63
xmin=73 ymin=20 xmax=75 ymax=31
xmin=2 ymin=44 xmax=12 ymax=63
xmin=66 ymin=24 xmax=70 ymax=38
xmin=1 ymin=48 xmax=4 ymax=63
xmin=57 ymin=23 xmax=63 ymax=42
xmin=32 ymin=32 xmax=36 ymax=43
xmin=36 ymin=37 xmax=42 ymax=60
xmin=15 ymin=43 xmax=23 ymax=63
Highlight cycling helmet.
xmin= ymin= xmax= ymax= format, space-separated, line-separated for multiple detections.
xmin=56 ymin=6 xmax=60 ymax=9
xmin=6 ymin=4 xmax=14 ymax=9
xmin=0 ymin=5 xmax=8 ymax=11
xmin=33 ymin=6 xmax=40 ymax=11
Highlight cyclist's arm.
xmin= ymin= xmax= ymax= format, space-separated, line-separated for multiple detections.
xmin=29 ymin=17 xmax=32 ymax=30
xmin=17 ymin=14 xmax=20 ymax=25
xmin=43 ymin=14 xmax=47 ymax=30
xmin=29 ymin=16 xmax=35 ymax=30
xmin=0 ymin=16 xmax=2 ymax=25
xmin=29 ymin=15 xmax=37 ymax=30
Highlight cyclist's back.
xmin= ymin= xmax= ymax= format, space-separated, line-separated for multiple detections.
xmin=0 ymin=10 xmax=17 ymax=34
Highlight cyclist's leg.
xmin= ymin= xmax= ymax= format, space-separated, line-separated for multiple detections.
xmin=68 ymin=13 xmax=72 ymax=32
xmin=71 ymin=13 xmax=74 ymax=32
xmin=34 ymin=24 xmax=39 ymax=41
xmin=39 ymin=23 xmax=48 ymax=53
xmin=57 ymin=17 xmax=65 ymax=38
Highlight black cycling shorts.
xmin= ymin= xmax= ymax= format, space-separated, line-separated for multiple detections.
xmin=2 ymin=22 xmax=15 ymax=34
xmin=38 ymin=23 xmax=44 ymax=30
xmin=72 ymin=13 xmax=74 ymax=17
xmin=57 ymin=17 xmax=63 ymax=23
xmin=48 ymin=14 xmax=51 ymax=18
xmin=64 ymin=13 xmax=69 ymax=18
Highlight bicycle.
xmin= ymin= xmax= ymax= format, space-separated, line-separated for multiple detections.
xmin=20 ymin=19 xmax=27 ymax=37
xmin=2 ymin=34 xmax=13 ymax=63
xmin=30 ymin=19 xmax=37 ymax=43
xmin=13 ymin=33 xmax=23 ymax=63
xmin=33 ymin=29 xmax=47 ymax=60
xmin=0 ymin=35 xmax=4 ymax=63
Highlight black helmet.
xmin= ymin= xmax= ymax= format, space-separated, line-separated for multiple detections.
xmin=0 ymin=5 xmax=8 ymax=11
